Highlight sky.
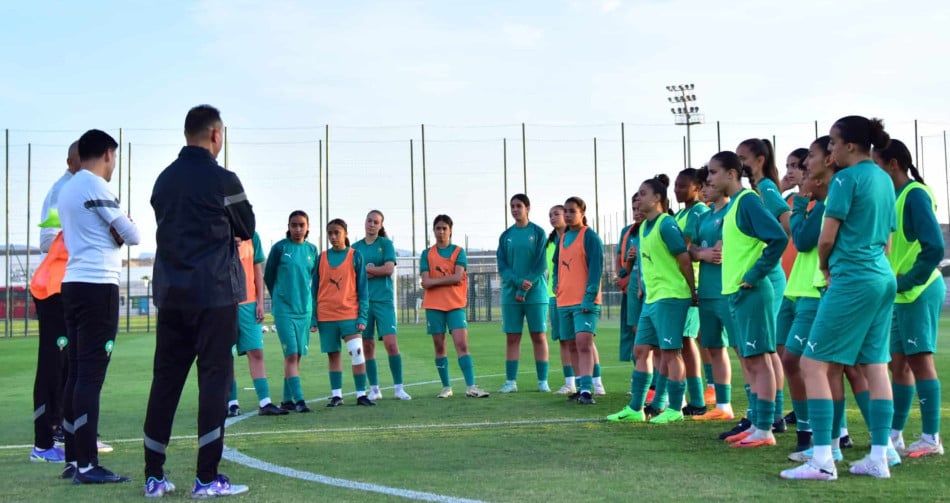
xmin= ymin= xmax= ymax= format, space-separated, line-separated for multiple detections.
xmin=3 ymin=0 xmax=950 ymax=259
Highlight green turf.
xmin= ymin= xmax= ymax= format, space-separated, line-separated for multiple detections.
xmin=1 ymin=318 xmax=949 ymax=501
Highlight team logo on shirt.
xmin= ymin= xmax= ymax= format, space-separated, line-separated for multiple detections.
xmin=745 ymin=340 xmax=757 ymax=350
xmin=435 ymin=266 xmax=449 ymax=276
xmin=561 ymin=258 xmax=574 ymax=271
xmin=641 ymin=252 xmax=652 ymax=263
xmin=328 ymin=277 xmax=343 ymax=290
xmin=56 ymin=336 xmax=68 ymax=351
xmin=714 ymin=218 xmax=721 ymax=227
xmin=528 ymin=236 xmax=535 ymax=242
xmin=104 ymin=340 xmax=114 ymax=356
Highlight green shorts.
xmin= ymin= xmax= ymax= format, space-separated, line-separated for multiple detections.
xmin=557 ymin=305 xmax=600 ymax=341
xmin=636 ymin=298 xmax=691 ymax=350
xmin=236 ymin=302 xmax=263 ymax=355
xmin=683 ymin=306 xmax=699 ymax=338
xmin=426 ymin=308 xmax=467 ymax=334
xmin=364 ymin=301 xmax=398 ymax=340
xmin=806 ymin=276 xmax=896 ymax=365
xmin=767 ymin=264 xmax=787 ymax=318
xmin=729 ymin=279 xmax=776 ymax=358
xmin=618 ymin=293 xmax=635 ymax=362
xmin=784 ymin=297 xmax=819 ymax=356
xmin=890 ymin=278 xmax=944 ymax=356
xmin=502 ymin=302 xmax=548 ymax=334
xmin=548 ymin=298 xmax=561 ymax=341
xmin=318 ymin=319 xmax=362 ymax=353
xmin=698 ymin=297 xmax=732 ymax=349
xmin=275 ymin=313 xmax=311 ymax=357
xmin=776 ymin=296 xmax=796 ymax=348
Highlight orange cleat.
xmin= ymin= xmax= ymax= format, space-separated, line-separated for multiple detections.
xmin=731 ymin=435 xmax=777 ymax=448
xmin=704 ymin=386 xmax=716 ymax=406
xmin=693 ymin=408 xmax=735 ymax=421
xmin=724 ymin=430 xmax=753 ymax=443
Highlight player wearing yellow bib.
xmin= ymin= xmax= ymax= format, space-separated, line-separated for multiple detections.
xmin=546 ymin=205 xmax=576 ymax=395
xmin=782 ymin=116 xmax=897 ymax=480
xmin=674 ymin=168 xmax=712 ymax=414
xmin=353 ymin=210 xmax=411 ymax=401
xmin=707 ymin=151 xmax=788 ymax=448
xmin=874 ymin=139 xmax=945 ymax=459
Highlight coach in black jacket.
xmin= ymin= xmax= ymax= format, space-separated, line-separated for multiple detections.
xmin=143 ymin=105 xmax=253 ymax=497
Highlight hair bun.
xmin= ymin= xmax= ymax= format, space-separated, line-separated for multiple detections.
xmin=869 ymin=118 xmax=891 ymax=149
xmin=654 ymin=173 xmax=670 ymax=188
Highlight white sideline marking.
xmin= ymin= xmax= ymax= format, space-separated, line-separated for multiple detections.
xmin=223 ymin=448 xmax=488 ymax=503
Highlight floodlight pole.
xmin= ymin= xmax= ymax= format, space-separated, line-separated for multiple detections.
xmin=666 ymin=84 xmax=703 ymax=168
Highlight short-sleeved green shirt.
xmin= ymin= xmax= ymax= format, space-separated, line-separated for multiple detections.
xmin=420 ymin=244 xmax=467 ymax=272
xmin=353 ymin=236 xmax=397 ymax=303
xmin=693 ymin=205 xmax=727 ymax=299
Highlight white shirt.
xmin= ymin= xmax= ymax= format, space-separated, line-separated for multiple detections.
xmin=59 ymin=169 xmax=138 ymax=284
xmin=39 ymin=170 xmax=73 ymax=253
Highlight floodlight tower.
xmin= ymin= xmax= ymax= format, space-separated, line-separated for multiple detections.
xmin=666 ymin=84 xmax=704 ymax=167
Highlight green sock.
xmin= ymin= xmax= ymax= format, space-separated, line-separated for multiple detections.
xmin=854 ymin=390 xmax=871 ymax=428
xmin=329 ymin=371 xmax=343 ymax=391
xmin=593 ymin=363 xmax=602 ymax=378
xmin=916 ymin=379 xmax=941 ymax=436
xmin=505 ymin=360 xmax=519 ymax=381
xmin=791 ymin=399 xmax=809 ymax=430
xmin=667 ymin=380 xmax=686 ymax=413
xmin=808 ymin=398 xmax=834 ymax=446
xmin=891 ymin=383 xmax=915 ymax=430
xmin=458 ymin=354 xmax=475 ymax=387
xmin=755 ymin=399 xmax=774 ymax=431
xmin=282 ymin=378 xmax=291 ymax=403
xmin=354 ymin=372 xmax=367 ymax=393
xmin=703 ymin=363 xmax=714 ymax=385
xmin=252 ymin=377 xmax=270 ymax=404
xmin=388 ymin=354 xmax=404 ymax=385
xmin=435 ymin=357 xmax=450 ymax=387
xmin=715 ymin=383 xmax=731 ymax=405
xmin=832 ymin=399 xmax=845 ymax=439
xmin=744 ymin=384 xmax=752 ymax=417
xmin=230 ymin=379 xmax=238 ymax=402
xmin=287 ymin=376 xmax=303 ymax=402
xmin=774 ymin=389 xmax=785 ymax=421
xmin=578 ymin=375 xmax=593 ymax=393
xmin=649 ymin=375 xmax=668 ymax=410
xmin=749 ymin=393 xmax=758 ymax=424
xmin=868 ymin=399 xmax=894 ymax=447
xmin=535 ymin=360 xmax=549 ymax=381
xmin=628 ymin=370 xmax=651 ymax=410
xmin=686 ymin=376 xmax=705 ymax=407
xmin=366 ymin=358 xmax=378 ymax=387
xmin=563 ymin=365 xmax=575 ymax=378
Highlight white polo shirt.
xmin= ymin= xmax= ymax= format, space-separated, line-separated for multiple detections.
xmin=58 ymin=170 xmax=127 ymax=285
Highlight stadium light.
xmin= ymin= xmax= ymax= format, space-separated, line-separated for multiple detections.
xmin=665 ymin=83 xmax=705 ymax=167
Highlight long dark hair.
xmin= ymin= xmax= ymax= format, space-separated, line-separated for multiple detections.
xmin=711 ymin=151 xmax=743 ymax=184
xmin=789 ymin=148 xmax=809 ymax=170
xmin=547 ymin=204 xmax=565 ymax=244
xmin=641 ymin=174 xmax=674 ymax=216
xmin=739 ymin=138 xmax=780 ymax=191
xmin=327 ymin=218 xmax=350 ymax=247
xmin=286 ymin=210 xmax=309 ymax=239
xmin=875 ymin=139 xmax=924 ymax=184
xmin=833 ymin=115 xmax=890 ymax=153
xmin=564 ymin=196 xmax=588 ymax=227
xmin=367 ymin=209 xmax=387 ymax=238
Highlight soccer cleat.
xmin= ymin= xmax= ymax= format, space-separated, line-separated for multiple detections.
xmin=51 ymin=425 xmax=65 ymax=444
xmin=436 ymin=387 xmax=453 ymax=398
xmin=294 ymin=400 xmax=311 ymax=413
xmin=258 ymin=403 xmax=289 ymax=416
xmin=191 ymin=474 xmax=249 ymax=498
xmin=498 ymin=382 xmax=518 ymax=393
xmin=693 ymin=408 xmax=735 ymax=421
xmin=606 ymin=406 xmax=645 ymax=422
xmin=906 ymin=437 xmax=944 ymax=458
xmin=838 ymin=435 xmax=854 ymax=449
xmin=725 ymin=430 xmax=754 ymax=443
xmin=792 ymin=430 xmax=813 ymax=454
xmin=227 ymin=404 xmax=241 ymax=417
xmin=848 ymin=454 xmax=891 ymax=478
xmin=719 ymin=417 xmax=751 ymax=440
xmin=788 ymin=446 xmax=843 ymax=463
xmin=279 ymin=401 xmax=295 ymax=411
xmin=704 ymin=386 xmax=716 ymax=406
xmin=61 ymin=464 xmax=76 ymax=479
xmin=642 ymin=405 xmax=662 ymax=420
xmin=368 ymin=390 xmax=383 ymax=401
xmin=650 ymin=409 xmax=684 ymax=424
xmin=465 ymin=385 xmax=490 ymax=398
xmin=731 ymin=435 xmax=777 ymax=448
xmin=144 ymin=476 xmax=176 ymax=498
xmin=593 ymin=381 xmax=606 ymax=396
xmin=682 ymin=404 xmax=708 ymax=416
xmin=784 ymin=410 xmax=797 ymax=425
xmin=780 ymin=460 xmax=838 ymax=481
xmin=576 ymin=391 xmax=596 ymax=405
xmin=538 ymin=381 xmax=551 ymax=393
xmin=326 ymin=396 xmax=344 ymax=407
xmin=73 ymin=465 xmax=132 ymax=484
xmin=553 ymin=384 xmax=576 ymax=395
xmin=97 ymin=440 xmax=113 ymax=453
xmin=394 ymin=389 xmax=413 ymax=400
xmin=772 ymin=418 xmax=787 ymax=433
xmin=356 ymin=395 xmax=377 ymax=406
xmin=886 ymin=446 xmax=902 ymax=467
xmin=891 ymin=434 xmax=906 ymax=455
xmin=566 ymin=392 xmax=580 ymax=402
xmin=30 ymin=446 xmax=65 ymax=463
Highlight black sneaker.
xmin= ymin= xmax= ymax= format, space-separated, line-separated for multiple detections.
xmin=61 ymin=464 xmax=76 ymax=480
xmin=294 ymin=400 xmax=311 ymax=413
xmin=326 ymin=396 xmax=344 ymax=408
xmin=51 ymin=425 xmax=65 ymax=444
xmin=73 ymin=465 xmax=132 ymax=484
xmin=259 ymin=402 xmax=289 ymax=416
xmin=567 ymin=391 xmax=580 ymax=402
xmin=356 ymin=396 xmax=377 ymax=406
xmin=576 ymin=392 xmax=596 ymax=405
xmin=794 ymin=430 xmax=813 ymax=452
xmin=839 ymin=434 xmax=854 ymax=449
xmin=719 ymin=417 xmax=751 ymax=440
xmin=784 ymin=410 xmax=797 ymax=425
xmin=279 ymin=401 xmax=295 ymax=411
xmin=772 ymin=417 xmax=787 ymax=433
xmin=227 ymin=404 xmax=241 ymax=417
xmin=642 ymin=405 xmax=662 ymax=419
xmin=682 ymin=404 xmax=708 ymax=416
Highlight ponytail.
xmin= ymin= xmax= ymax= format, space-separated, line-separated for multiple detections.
xmin=739 ymin=138 xmax=780 ymax=191
xmin=564 ymin=196 xmax=589 ymax=227
xmin=833 ymin=115 xmax=890 ymax=153
xmin=875 ymin=138 xmax=925 ymax=185
xmin=547 ymin=205 xmax=565 ymax=244
xmin=367 ymin=209 xmax=388 ymax=238
xmin=641 ymin=174 xmax=674 ymax=215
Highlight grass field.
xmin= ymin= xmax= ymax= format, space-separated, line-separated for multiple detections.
xmin=1 ymin=318 xmax=949 ymax=502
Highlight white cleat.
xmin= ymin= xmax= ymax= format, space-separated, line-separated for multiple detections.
xmin=593 ymin=382 xmax=606 ymax=396
xmin=780 ymin=460 xmax=838 ymax=481
xmin=394 ymin=389 xmax=413 ymax=401
xmin=849 ymin=454 xmax=891 ymax=478
xmin=553 ymin=384 xmax=576 ymax=395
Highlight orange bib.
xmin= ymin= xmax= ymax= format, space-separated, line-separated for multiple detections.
xmin=557 ymin=227 xmax=602 ymax=307
xmin=317 ymin=248 xmax=358 ymax=322
xmin=238 ymin=239 xmax=256 ymax=305
xmin=422 ymin=246 xmax=467 ymax=311
xmin=30 ymin=232 xmax=68 ymax=300
xmin=618 ymin=225 xmax=635 ymax=294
